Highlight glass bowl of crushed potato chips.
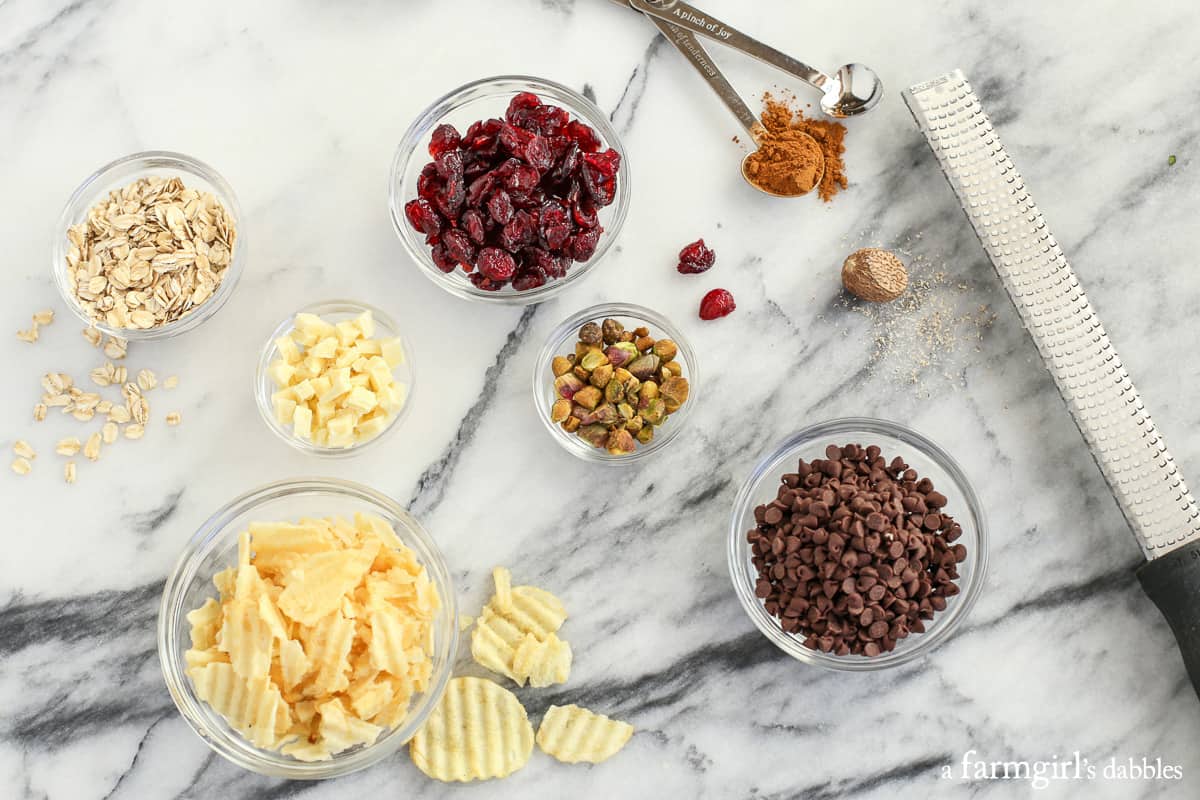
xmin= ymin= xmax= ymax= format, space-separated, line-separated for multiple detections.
xmin=157 ymin=478 xmax=458 ymax=778
xmin=255 ymin=300 xmax=415 ymax=457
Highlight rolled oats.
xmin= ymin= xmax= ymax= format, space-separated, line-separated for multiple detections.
xmin=108 ymin=406 xmax=132 ymax=424
xmin=83 ymin=326 xmax=102 ymax=347
xmin=33 ymin=403 xmax=47 ymax=422
xmin=56 ymin=437 xmax=82 ymax=456
xmin=65 ymin=176 xmax=236 ymax=330
xmin=13 ymin=440 xmax=35 ymax=460
xmin=64 ymin=461 xmax=76 ymax=484
xmin=163 ymin=375 xmax=179 ymax=389
xmin=102 ymin=421 xmax=119 ymax=444
xmin=12 ymin=458 xmax=32 ymax=476
xmin=17 ymin=326 xmax=38 ymax=343
xmin=124 ymin=423 xmax=145 ymax=440
xmin=32 ymin=309 xmax=54 ymax=326
xmin=166 ymin=411 xmax=182 ymax=426
xmin=84 ymin=433 xmax=102 ymax=462
xmin=137 ymin=369 xmax=157 ymax=391
xmin=102 ymin=336 xmax=127 ymax=360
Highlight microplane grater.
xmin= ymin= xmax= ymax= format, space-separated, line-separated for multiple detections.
xmin=905 ymin=70 xmax=1200 ymax=698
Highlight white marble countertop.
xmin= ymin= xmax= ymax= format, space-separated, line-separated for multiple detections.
xmin=4 ymin=0 xmax=1200 ymax=798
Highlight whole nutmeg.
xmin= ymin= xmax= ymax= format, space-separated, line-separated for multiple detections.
xmin=841 ymin=248 xmax=908 ymax=303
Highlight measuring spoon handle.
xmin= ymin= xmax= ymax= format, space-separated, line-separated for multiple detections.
xmin=650 ymin=17 xmax=761 ymax=136
xmin=630 ymin=0 xmax=830 ymax=91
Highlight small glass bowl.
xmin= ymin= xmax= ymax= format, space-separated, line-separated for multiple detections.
xmin=255 ymin=300 xmax=415 ymax=458
xmin=728 ymin=418 xmax=988 ymax=671
xmin=534 ymin=303 xmax=698 ymax=464
xmin=388 ymin=75 xmax=631 ymax=305
xmin=52 ymin=150 xmax=246 ymax=341
xmin=157 ymin=478 xmax=458 ymax=779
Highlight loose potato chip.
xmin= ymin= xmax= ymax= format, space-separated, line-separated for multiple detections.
xmin=190 ymin=662 xmax=285 ymax=749
xmin=277 ymin=542 xmax=379 ymax=625
xmin=409 ymin=677 xmax=533 ymax=782
xmin=471 ymin=579 xmax=568 ymax=684
xmin=511 ymin=632 xmax=572 ymax=688
xmin=536 ymin=704 xmax=634 ymax=765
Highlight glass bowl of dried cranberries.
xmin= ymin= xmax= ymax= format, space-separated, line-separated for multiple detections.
xmin=389 ymin=75 xmax=630 ymax=304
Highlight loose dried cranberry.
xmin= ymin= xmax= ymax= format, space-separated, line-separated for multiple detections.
xmin=404 ymin=198 xmax=442 ymax=236
xmin=487 ymin=190 xmax=514 ymax=225
xmin=699 ymin=288 xmax=736 ymax=320
xmin=571 ymin=229 xmax=601 ymax=261
xmin=565 ymin=119 xmax=602 ymax=152
xmin=678 ymin=239 xmax=716 ymax=274
xmin=477 ymin=248 xmax=516 ymax=282
xmin=461 ymin=210 xmax=486 ymax=245
xmin=512 ymin=268 xmax=548 ymax=292
xmin=428 ymin=124 xmax=461 ymax=158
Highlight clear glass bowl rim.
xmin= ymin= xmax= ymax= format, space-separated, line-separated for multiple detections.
xmin=532 ymin=302 xmax=699 ymax=464
xmin=156 ymin=477 xmax=458 ymax=779
xmin=254 ymin=299 xmax=415 ymax=459
xmin=51 ymin=149 xmax=246 ymax=341
xmin=727 ymin=417 xmax=989 ymax=671
xmin=387 ymin=74 xmax=631 ymax=306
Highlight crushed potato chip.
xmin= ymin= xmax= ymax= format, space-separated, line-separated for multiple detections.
xmin=511 ymin=632 xmax=572 ymax=688
xmin=184 ymin=513 xmax=440 ymax=760
xmin=536 ymin=704 xmax=634 ymax=764
xmin=409 ymin=676 xmax=533 ymax=782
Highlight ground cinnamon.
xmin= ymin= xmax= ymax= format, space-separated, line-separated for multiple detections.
xmin=749 ymin=94 xmax=849 ymax=202
xmin=742 ymin=124 xmax=823 ymax=197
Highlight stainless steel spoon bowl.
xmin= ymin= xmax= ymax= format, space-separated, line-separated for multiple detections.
xmin=823 ymin=63 xmax=883 ymax=117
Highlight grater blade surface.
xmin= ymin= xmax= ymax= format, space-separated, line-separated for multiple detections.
xmin=903 ymin=70 xmax=1200 ymax=558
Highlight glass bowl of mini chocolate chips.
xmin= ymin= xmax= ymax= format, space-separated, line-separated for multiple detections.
xmin=727 ymin=418 xmax=987 ymax=670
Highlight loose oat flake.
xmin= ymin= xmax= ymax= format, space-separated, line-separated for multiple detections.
xmin=64 ymin=461 xmax=76 ymax=484
xmin=13 ymin=440 xmax=36 ymax=460
xmin=166 ymin=411 xmax=182 ymax=426
xmin=56 ymin=437 xmax=82 ymax=456
xmin=65 ymin=176 xmax=236 ymax=330
xmin=124 ymin=424 xmax=145 ymax=440
xmin=12 ymin=458 xmax=32 ymax=476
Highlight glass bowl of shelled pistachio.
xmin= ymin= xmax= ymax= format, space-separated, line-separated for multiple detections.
xmin=533 ymin=302 xmax=697 ymax=464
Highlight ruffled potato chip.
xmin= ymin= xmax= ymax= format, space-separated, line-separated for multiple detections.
xmin=536 ymin=704 xmax=634 ymax=765
xmin=511 ymin=632 xmax=572 ymax=688
xmin=471 ymin=568 xmax=568 ymax=685
xmin=409 ymin=677 xmax=533 ymax=782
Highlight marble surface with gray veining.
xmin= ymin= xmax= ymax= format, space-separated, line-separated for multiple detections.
xmin=3 ymin=0 xmax=1200 ymax=798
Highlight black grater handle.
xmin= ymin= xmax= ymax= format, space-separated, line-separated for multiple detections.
xmin=1138 ymin=540 xmax=1200 ymax=700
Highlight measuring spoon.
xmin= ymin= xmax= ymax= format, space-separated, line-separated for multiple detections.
xmin=628 ymin=0 xmax=882 ymax=117
xmin=651 ymin=17 xmax=824 ymax=197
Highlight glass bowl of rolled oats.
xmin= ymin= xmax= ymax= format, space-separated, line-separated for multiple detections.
xmin=52 ymin=151 xmax=244 ymax=341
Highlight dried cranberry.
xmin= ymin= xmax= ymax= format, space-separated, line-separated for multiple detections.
xmin=467 ymin=173 xmax=495 ymax=207
xmin=435 ymin=177 xmax=465 ymax=218
xmin=477 ymin=247 xmax=517 ymax=282
xmin=565 ymin=119 xmax=602 ymax=152
xmin=461 ymin=210 xmax=486 ymax=245
xmin=404 ymin=198 xmax=442 ymax=236
xmin=430 ymin=243 xmax=456 ymax=273
xmin=677 ymin=239 xmax=716 ymax=274
xmin=582 ymin=170 xmax=616 ymax=207
xmin=499 ymin=123 xmax=533 ymax=156
xmin=487 ymin=190 xmax=515 ymax=225
xmin=571 ymin=229 xmax=601 ymax=261
xmin=530 ymin=104 xmax=569 ymax=136
xmin=428 ymin=124 xmax=461 ymax=158
xmin=546 ymin=142 xmax=580 ymax=186
xmin=699 ymin=288 xmax=736 ymax=320
xmin=435 ymin=149 xmax=464 ymax=181
xmin=417 ymin=163 xmax=441 ymax=200
xmin=524 ymin=135 xmax=554 ymax=172
xmin=504 ymin=164 xmax=540 ymax=194
xmin=500 ymin=211 xmax=536 ymax=251
xmin=512 ymin=268 xmax=548 ymax=292
xmin=538 ymin=202 xmax=571 ymax=250
xmin=442 ymin=229 xmax=476 ymax=268
xmin=505 ymin=92 xmax=542 ymax=125
xmin=469 ymin=272 xmax=501 ymax=291
xmin=582 ymin=148 xmax=621 ymax=178
xmin=571 ymin=196 xmax=598 ymax=229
